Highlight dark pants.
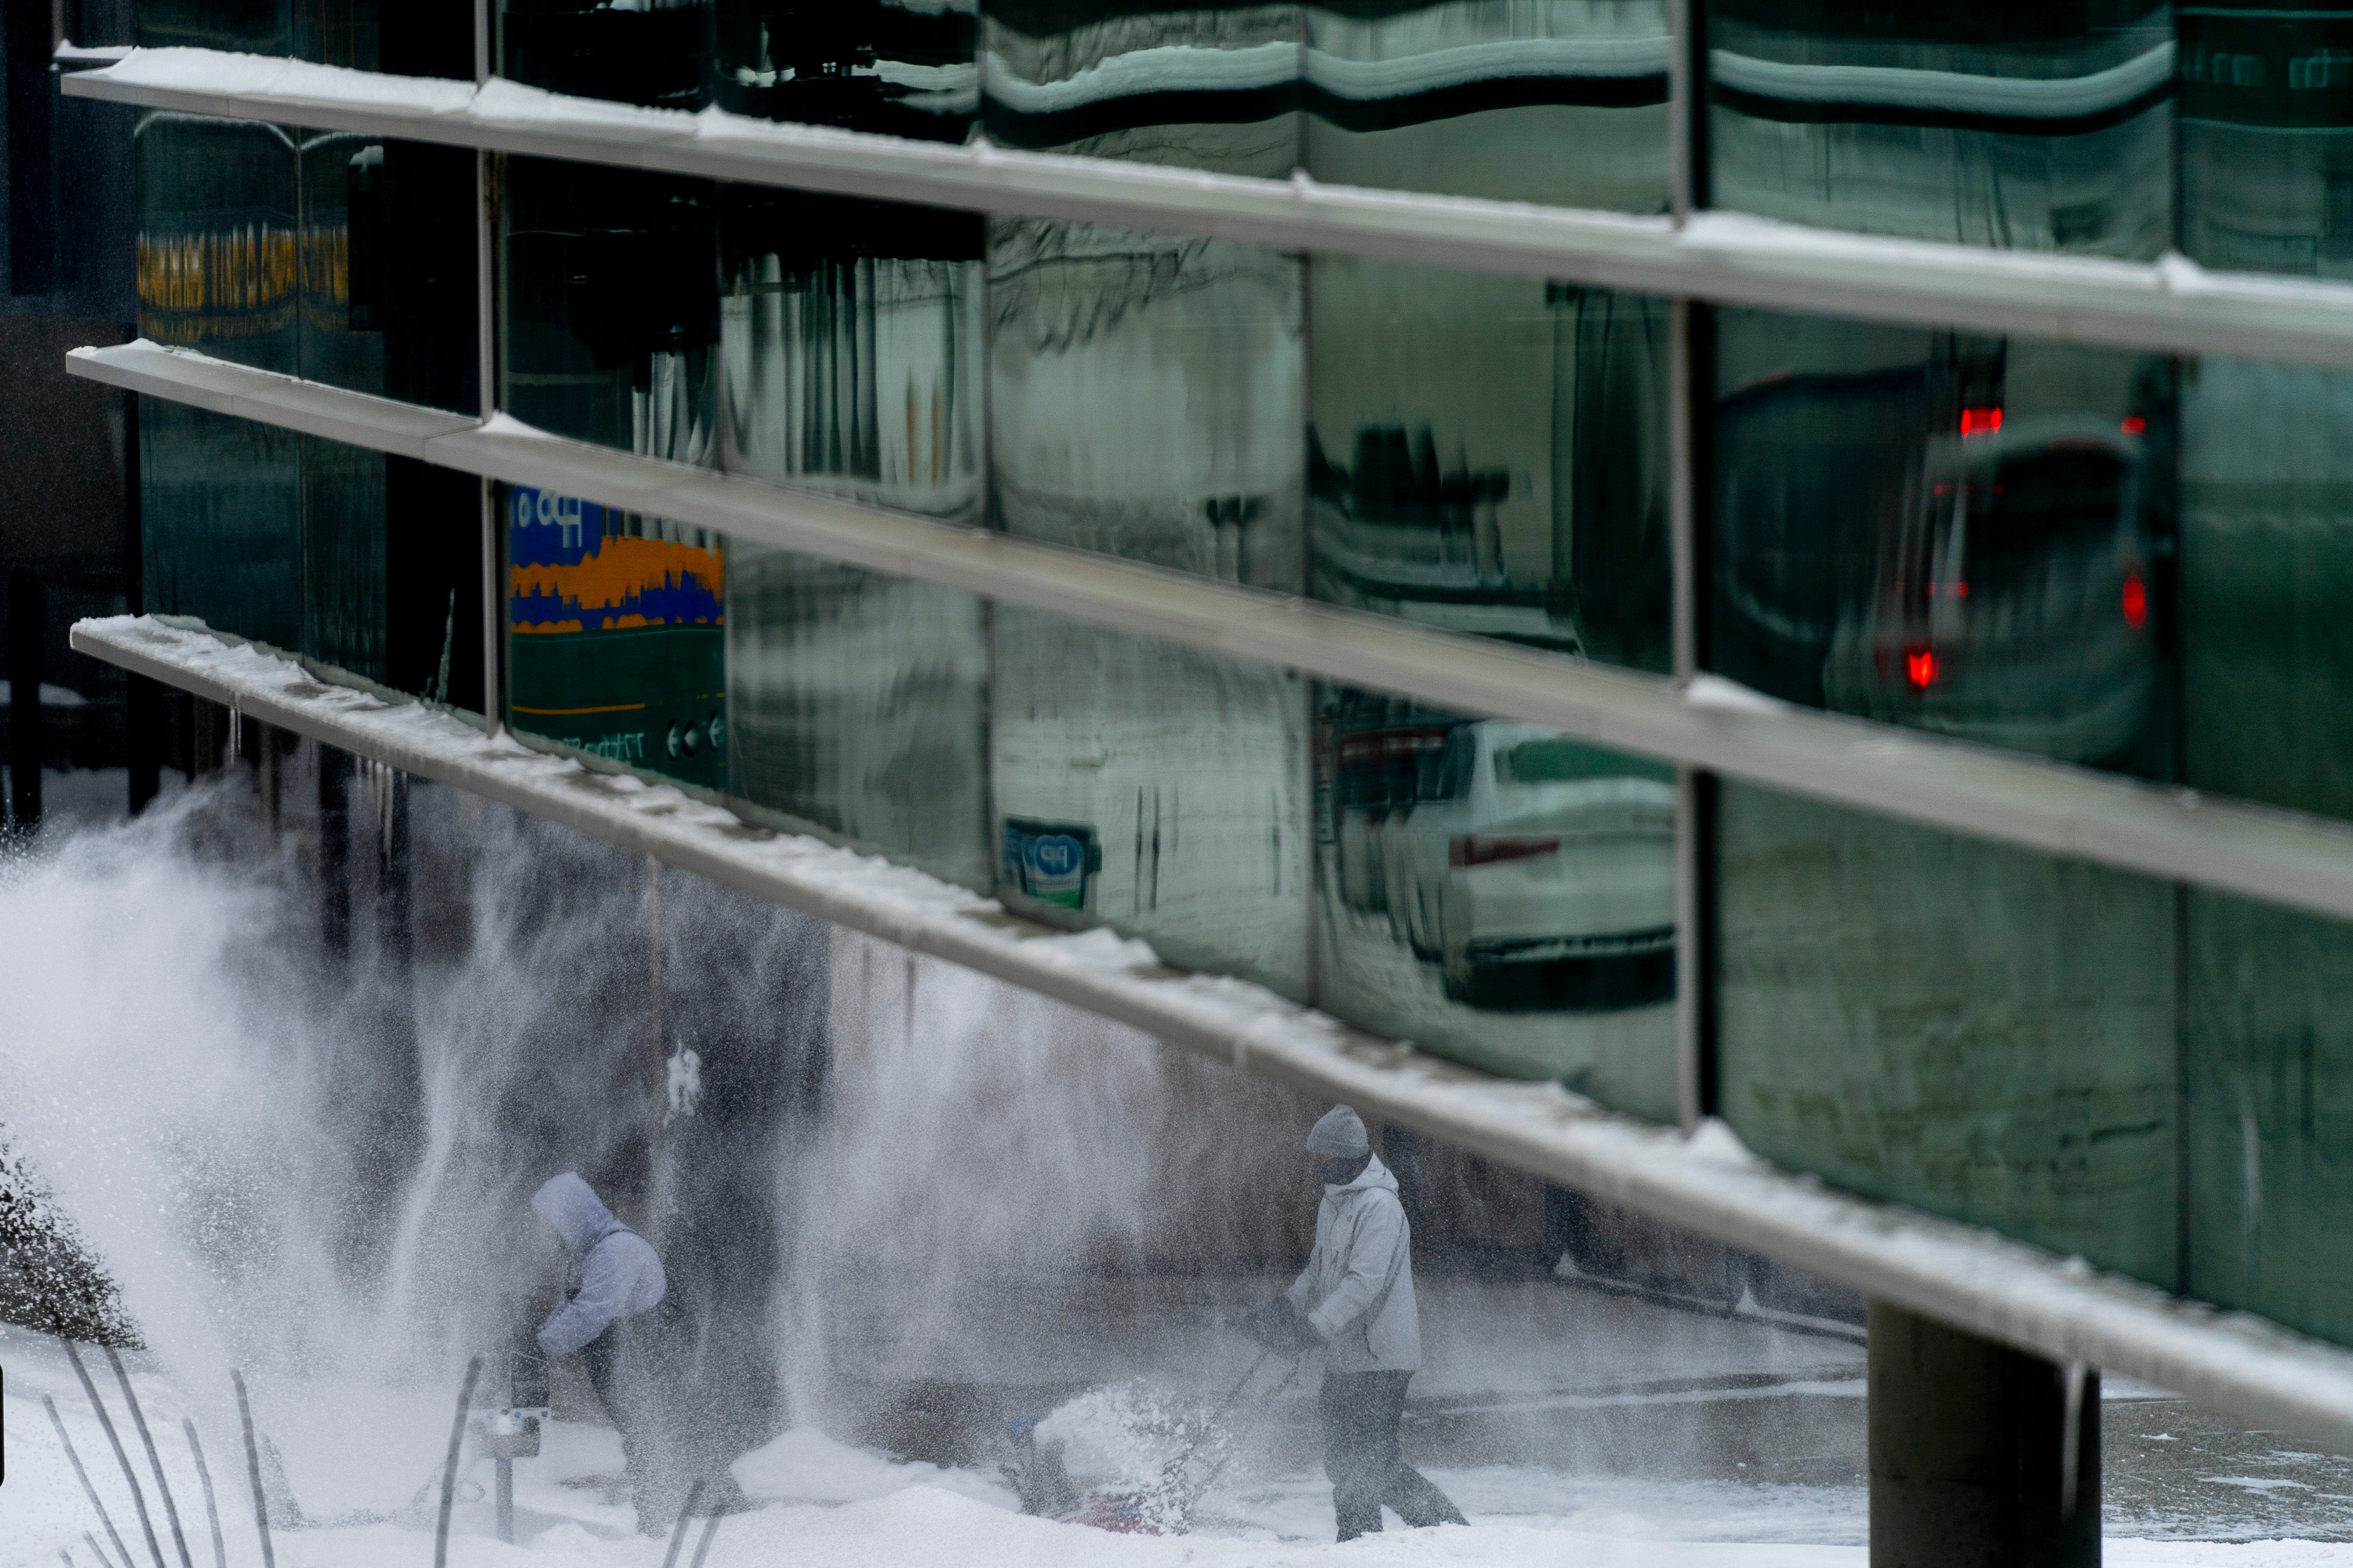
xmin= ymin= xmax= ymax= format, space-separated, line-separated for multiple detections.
xmin=580 ymin=1311 xmax=674 ymax=1533
xmin=1318 ymin=1371 xmax=1467 ymax=1541
xmin=581 ymin=1303 xmax=750 ymax=1534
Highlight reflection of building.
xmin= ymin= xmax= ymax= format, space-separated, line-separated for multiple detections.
xmin=2179 ymin=4 xmax=2353 ymax=276
xmin=1708 ymin=1 xmax=2175 ymax=255
xmin=717 ymin=0 xmax=980 ymax=139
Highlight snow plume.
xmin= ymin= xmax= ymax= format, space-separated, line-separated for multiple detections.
xmin=0 ymin=763 xmax=825 ymax=1502
xmin=0 ymin=756 xmax=1311 ymax=1482
xmin=780 ymin=932 xmax=1318 ymax=1433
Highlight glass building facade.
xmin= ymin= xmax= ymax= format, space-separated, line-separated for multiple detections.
xmin=113 ymin=0 xmax=2353 ymax=1357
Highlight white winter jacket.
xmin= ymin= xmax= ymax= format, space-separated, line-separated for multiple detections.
xmin=1284 ymin=1154 xmax=1421 ymax=1373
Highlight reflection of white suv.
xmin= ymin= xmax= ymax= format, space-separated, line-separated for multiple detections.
xmin=1376 ymin=722 xmax=1675 ymax=1005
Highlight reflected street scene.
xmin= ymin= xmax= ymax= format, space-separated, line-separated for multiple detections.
xmin=729 ymin=552 xmax=992 ymax=889
xmin=1317 ymin=687 xmax=1677 ymax=1117
xmin=1713 ymin=309 xmax=2173 ymax=776
xmin=992 ymin=610 xmax=1312 ymax=998
xmin=1309 ymin=257 xmax=1671 ymax=669
xmin=38 ymin=0 xmax=2353 ymax=1563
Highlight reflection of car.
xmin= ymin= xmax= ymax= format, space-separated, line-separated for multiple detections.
xmin=1331 ymin=721 xmax=1461 ymax=915
xmin=1359 ymin=721 xmax=1675 ymax=1007
xmin=1713 ymin=358 xmax=1942 ymax=706
xmin=1822 ymin=413 xmax=2154 ymax=764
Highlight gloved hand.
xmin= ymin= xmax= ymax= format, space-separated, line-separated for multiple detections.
xmin=1238 ymin=1298 xmax=1320 ymax=1357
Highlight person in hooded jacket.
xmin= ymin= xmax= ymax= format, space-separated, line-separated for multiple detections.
xmin=1243 ymin=1106 xmax=1468 ymax=1542
xmin=531 ymin=1172 xmax=686 ymax=1533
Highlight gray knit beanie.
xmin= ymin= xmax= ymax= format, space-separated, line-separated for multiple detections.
xmin=1306 ymin=1105 xmax=1370 ymax=1159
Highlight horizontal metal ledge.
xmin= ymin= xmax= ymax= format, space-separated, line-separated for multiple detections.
xmin=68 ymin=611 xmax=2353 ymax=1452
xmin=74 ymin=336 xmax=2353 ymax=931
xmin=65 ymin=47 xmax=2353 ymax=371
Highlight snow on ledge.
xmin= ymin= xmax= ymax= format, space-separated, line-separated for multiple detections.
xmin=67 ymin=611 xmax=2353 ymax=1453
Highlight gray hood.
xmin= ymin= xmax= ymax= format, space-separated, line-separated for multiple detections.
xmin=534 ymin=1172 xmax=623 ymax=1259
xmin=1330 ymin=1154 xmax=1400 ymax=1199
xmin=531 ymin=1172 xmax=666 ymax=1358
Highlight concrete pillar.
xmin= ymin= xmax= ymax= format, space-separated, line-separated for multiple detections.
xmin=1869 ymin=1301 xmax=2099 ymax=1568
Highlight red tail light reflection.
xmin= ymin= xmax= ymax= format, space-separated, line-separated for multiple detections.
xmin=1451 ymin=835 xmax=1562 ymax=870
xmin=1959 ymin=407 xmax=2004 ymax=437
xmin=1905 ymin=646 xmax=1939 ymax=689
xmin=2123 ymin=572 xmax=2148 ymax=630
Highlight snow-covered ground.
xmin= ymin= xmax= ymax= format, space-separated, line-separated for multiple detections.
xmin=9 ymin=1320 xmax=2352 ymax=1568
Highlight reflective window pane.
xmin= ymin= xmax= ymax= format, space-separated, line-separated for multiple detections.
xmin=727 ymin=551 xmax=992 ymax=888
xmin=1706 ymin=1 xmax=2174 ymax=256
xmin=983 ymin=2 xmax=1303 ymax=176
xmin=139 ymin=115 xmax=298 ymax=376
xmin=1722 ymin=777 xmax=2353 ymax=1339
xmin=303 ymin=432 xmax=389 ymax=682
xmin=500 ymin=0 xmax=712 ymax=110
xmin=2179 ymin=357 xmax=2353 ymax=820
xmin=1716 ymin=781 xmax=2181 ymax=1282
xmin=2185 ymin=890 xmax=2353 ymax=1344
xmin=1309 ymin=258 xmax=1671 ymax=670
xmin=1306 ymin=0 xmax=1670 ymax=209
xmin=137 ymin=0 xmax=293 ymax=52
xmin=507 ymin=487 xmax=729 ymax=787
xmin=1319 ymin=687 xmax=1678 ymax=1115
xmin=2179 ymin=7 xmax=2353 ymax=278
xmin=299 ymin=130 xmax=386 ymax=397
xmin=1710 ymin=308 xmax=2173 ymax=778
xmin=990 ymin=220 xmax=1304 ymax=588
xmin=502 ymin=160 xmax=719 ymax=461
xmin=291 ymin=0 xmax=380 ymax=68
xmin=139 ymin=398 xmax=304 ymax=651
xmin=718 ymin=193 xmax=987 ymax=521
xmin=716 ymin=0 xmax=979 ymax=141
xmin=994 ymin=611 xmax=1313 ymax=996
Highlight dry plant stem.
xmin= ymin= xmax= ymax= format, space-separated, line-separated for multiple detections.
xmin=687 ymin=1506 xmax=722 ymax=1568
xmin=435 ymin=1357 xmax=485 ymax=1568
xmin=60 ymin=1339 xmax=168 ymax=1568
xmin=182 ymin=1419 xmax=228 ymax=1568
xmin=87 ymin=1534 xmax=125 ymax=1568
xmin=661 ymin=1480 xmax=708 ymax=1568
xmin=230 ymin=1373 xmax=276 ymax=1568
xmin=42 ymin=1391 xmax=136 ymax=1568
xmin=106 ymin=1347 xmax=196 ymax=1568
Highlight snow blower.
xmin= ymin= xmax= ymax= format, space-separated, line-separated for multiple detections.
xmin=999 ymin=1350 xmax=1302 ymax=1535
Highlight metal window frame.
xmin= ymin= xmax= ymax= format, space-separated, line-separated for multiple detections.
xmin=72 ymin=608 xmax=2353 ymax=1454
xmin=73 ymin=339 xmax=2353 ymax=935
xmin=61 ymin=49 xmax=2353 ymax=372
